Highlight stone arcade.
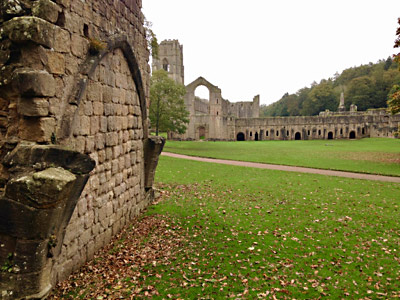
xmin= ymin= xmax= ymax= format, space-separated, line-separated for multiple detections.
xmin=153 ymin=40 xmax=400 ymax=141
xmin=0 ymin=0 xmax=164 ymax=298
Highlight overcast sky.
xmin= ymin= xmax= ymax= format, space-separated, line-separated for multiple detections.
xmin=143 ymin=1 xmax=400 ymax=106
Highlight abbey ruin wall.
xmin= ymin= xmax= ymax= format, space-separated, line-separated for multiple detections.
xmin=0 ymin=1 xmax=164 ymax=299
xmin=155 ymin=39 xmax=399 ymax=142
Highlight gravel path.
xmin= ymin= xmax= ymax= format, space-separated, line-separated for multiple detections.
xmin=162 ymin=152 xmax=400 ymax=183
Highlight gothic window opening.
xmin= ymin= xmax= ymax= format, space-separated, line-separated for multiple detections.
xmin=162 ymin=58 xmax=170 ymax=72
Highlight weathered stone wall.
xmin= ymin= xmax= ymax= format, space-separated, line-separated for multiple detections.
xmin=0 ymin=0 xmax=164 ymax=298
xmin=234 ymin=113 xmax=399 ymax=141
xmin=152 ymin=39 xmax=184 ymax=85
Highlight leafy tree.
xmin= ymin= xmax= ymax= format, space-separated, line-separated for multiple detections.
xmin=394 ymin=18 xmax=400 ymax=66
xmin=387 ymin=17 xmax=400 ymax=136
xmin=304 ymin=80 xmax=337 ymax=115
xmin=144 ymin=18 xmax=159 ymax=59
xmin=388 ymin=85 xmax=400 ymax=114
xmin=345 ymin=76 xmax=375 ymax=110
xmin=149 ymin=69 xmax=189 ymax=136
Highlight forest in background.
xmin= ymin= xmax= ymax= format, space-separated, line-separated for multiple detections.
xmin=261 ymin=57 xmax=400 ymax=117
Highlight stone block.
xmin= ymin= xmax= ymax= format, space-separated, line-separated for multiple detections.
xmin=19 ymin=117 xmax=56 ymax=143
xmin=84 ymin=101 xmax=93 ymax=116
xmin=85 ymin=135 xmax=95 ymax=153
xmin=2 ymin=17 xmax=59 ymax=48
xmin=46 ymin=51 xmax=65 ymax=75
xmin=90 ymin=116 xmax=99 ymax=135
xmin=18 ymin=98 xmax=49 ymax=117
xmin=14 ymin=69 xmax=55 ymax=97
xmin=71 ymin=33 xmax=89 ymax=57
xmin=53 ymin=28 xmax=71 ymax=53
xmin=32 ymin=0 xmax=62 ymax=24
xmin=105 ymin=132 xmax=118 ymax=146
xmin=100 ymin=116 xmax=107 ymax=133
xmin=93 ymin=101 xmax=103 ymax=115
xmin=79 ymin=115 xmax=90 ymax=135
xmin=95 ymin=133 xmax=105 ymax=150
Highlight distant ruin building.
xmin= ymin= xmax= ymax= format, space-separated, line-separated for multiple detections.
xmin=152 ymin=40 xmax=184 ymax=85
xmin=153 ymin=39 xmax=400 ymax=141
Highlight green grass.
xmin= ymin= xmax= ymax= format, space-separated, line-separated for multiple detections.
xmin=137 ymin=156 xmax=400 ymax=299
xmin=52 ymin=154 xmax=400 ymax=299
xmin=163 ymin=138 xmax=400 ymax=176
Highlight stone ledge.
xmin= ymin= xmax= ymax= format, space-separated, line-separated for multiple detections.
xmin=13 ymin=69 xmax=55 ymax=97
xmin=1 ymin=16 xmax=66 ymax=50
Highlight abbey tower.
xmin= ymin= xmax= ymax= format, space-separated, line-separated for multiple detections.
xmin=152 ymin=40 xmax=184 ymax=85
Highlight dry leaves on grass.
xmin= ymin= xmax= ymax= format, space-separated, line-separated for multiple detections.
xmin=49 ymin=213 xmax=187 ymax=299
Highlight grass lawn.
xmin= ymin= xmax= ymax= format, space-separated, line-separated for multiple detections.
xmin=53 ymin=156 xmax=400 ymax=299
xmin=163 ymin=138 xmax=400 ymax=176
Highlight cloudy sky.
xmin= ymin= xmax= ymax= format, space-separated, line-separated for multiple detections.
xmin=143 ymin=1 xmax=400 ymax=105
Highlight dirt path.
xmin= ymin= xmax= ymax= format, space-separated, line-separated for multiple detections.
xmin=162 ymin=152 xmax=400 ymax=183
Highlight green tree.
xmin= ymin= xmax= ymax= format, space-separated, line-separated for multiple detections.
xmin=388 ymin=85 xmax=400 ymax=114
xmin=144 ymin=18 xmax=159 ymax=59
xmin=387 ymin=17 xmax=400 ymax=136
xmin=303 ymin=80 xmax=337 ymax=115
xmin=149 ymin=69 xmax=189 ymax=136
xmin=345 ymin=76 xmax=375 ymax=110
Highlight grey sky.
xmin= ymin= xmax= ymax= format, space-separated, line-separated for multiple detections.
xmin=143 ymin=1 xmax=400 ymax=105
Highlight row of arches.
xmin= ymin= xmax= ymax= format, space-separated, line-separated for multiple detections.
xmin=237 ymin=130 xmax=357 ymax=141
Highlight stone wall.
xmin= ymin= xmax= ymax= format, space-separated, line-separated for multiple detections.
xmin=0 ymin=0 xmax=164 ymax=298
xmin=235 ymin=113 xmax=400 ymax=141
xmin=152 ymin=39 xmax=184 ymax=85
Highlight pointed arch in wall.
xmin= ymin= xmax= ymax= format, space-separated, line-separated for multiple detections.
xmin=59 ymin=34 xmax=148 ymax=142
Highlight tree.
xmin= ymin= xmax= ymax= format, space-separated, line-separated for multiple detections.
xmin=387 ymin=18 xmax=400 ymax=136
xmin=388 ymin=85 xmax=400 ymax=114
xmin=144 ymin=18 xmax=159 ymax=59
xmin=149 ymin=69 xmax=189 ymax=136
xmin=345 ymin=76 xmax=375 ymax=110
xmin=304 ymin=80 xmax=337 ymax=115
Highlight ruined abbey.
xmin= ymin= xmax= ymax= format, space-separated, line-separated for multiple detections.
xmin=153 ymin=40 xmax=400 ymax=141
xmin=0 ymin=0 xmax=164 ymax=298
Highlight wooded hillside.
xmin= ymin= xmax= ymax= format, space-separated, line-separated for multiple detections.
xmin=261 ymin=57 xmax=400 ymax=116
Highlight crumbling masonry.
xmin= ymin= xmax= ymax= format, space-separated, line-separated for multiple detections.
xmin=153 ymin=40 xmax=400 ymax=141
xmin=0 ymin=0 xmax=164 ymax=299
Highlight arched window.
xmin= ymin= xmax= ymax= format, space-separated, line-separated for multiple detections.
xmin=162 ymin=58 xmax=170 ymax=72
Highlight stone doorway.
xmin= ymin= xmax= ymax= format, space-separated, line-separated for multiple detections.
xmin=295 ymin=132 xmax=301 ymax=140
xmin=328 ymin=132 xmax=333 ymax=139
xmin=255 ymin=132 xmax=259 ymax=141
xmin=349 ymin=131 xmax=356 ymax=139
xmin=237 ymin=132 xmax=245 ymax=141
xmin=198 ymin=126 xmax=206 ymax=140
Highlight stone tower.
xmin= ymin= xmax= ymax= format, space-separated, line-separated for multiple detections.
xmin=152 ymin=40 xmax=184 ymax=84
xmin=338 ymin=92 xmax=346 ymax=112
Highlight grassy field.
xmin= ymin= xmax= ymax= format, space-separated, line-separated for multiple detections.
xmin=53 ymin=156 xmax=400 ymax=299
xmin=163 ymin=138 xmax=400 ymax=176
